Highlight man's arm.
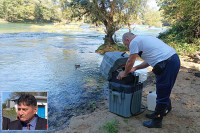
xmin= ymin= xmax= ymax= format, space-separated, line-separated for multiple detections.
xmin=130 ymin=61 xmax=150 ymax=72
xmin=117 ymin=54 xmax=137 ymax=80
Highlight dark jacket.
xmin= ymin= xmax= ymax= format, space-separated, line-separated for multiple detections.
xmin=8 ymin=115 xmax=47 ymax=130
xmin=2 ymin=117 xmax=11 ymax=130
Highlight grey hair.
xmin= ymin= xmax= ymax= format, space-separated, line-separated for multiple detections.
xmin=122 ymin=32 xmax=135 ymax=41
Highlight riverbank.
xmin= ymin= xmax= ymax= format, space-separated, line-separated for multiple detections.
xmin=0 ymin=19 xmax=8 ymax=23
xmin=57 ymin=55 xmax=200 ymax=133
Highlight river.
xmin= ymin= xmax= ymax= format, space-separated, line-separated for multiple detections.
xmin=0 ymin=23 xmax=165 ymax=132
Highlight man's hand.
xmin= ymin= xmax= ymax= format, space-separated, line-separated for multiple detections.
xmin=117 ymin=71 xmax=127 ymax=80
xmin=130 ymin=67 xmax=137 ymax=72
xmin=117 ymin=54 xmax=137 ymax=80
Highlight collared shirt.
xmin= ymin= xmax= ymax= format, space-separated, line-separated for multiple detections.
xmin=22 ymin=116 xmax=38 ymax=130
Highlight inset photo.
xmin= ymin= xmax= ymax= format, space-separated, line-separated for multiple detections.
xmin=2 ymin=92 xmax=48 ymax=130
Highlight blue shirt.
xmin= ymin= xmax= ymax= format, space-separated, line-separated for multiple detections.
xmin=22 ymin=116 xmax=38 ymax=130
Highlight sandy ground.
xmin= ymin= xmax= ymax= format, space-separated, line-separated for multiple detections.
xmin=57 ymin=56 xmax=200 ymax=133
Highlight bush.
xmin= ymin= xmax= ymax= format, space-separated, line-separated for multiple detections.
xmin=158 ymin=27 xmax=200 ymax=56
xmin=157 ymin=0 xmax=200 ymax=56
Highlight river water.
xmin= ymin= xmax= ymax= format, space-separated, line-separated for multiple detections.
xmin=0 ymin=23 xmax=165 ymax=132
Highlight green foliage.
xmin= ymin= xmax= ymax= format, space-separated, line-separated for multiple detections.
xmin=59 ymin=0 xmax=73 ymax=22
xmin=89 ymin=101 xmax=97 ymax=110
xmin=159 ymin=29 xmax=200 ymax=55
xmin=123 ymin=119 xmax=128 ymax=124
xmin=99 ymin=119 xmax=119 ymax=133
xmin=96 ymin=42 xmax=128 ymax=55
xmin=157 ymin=0 xmax=200 ymax=40
xmin=0 ymin=0 xmax=62 ymax=23
xmin=157 ymin=0 xmax=200 ymax=55
xmin=0 ymin=0 xmax=5 ymax=18
xmin=3 ymin=108 xmax=17 ymax=115
xmin=143 ymin=9 xmax=163 ymax=27
xmin=2 ymin=103 xmax=6 ymax=109
xmin=34 ymin=0 xmax=62 ymax=23
xmin=70 ymin=0 xmax=147 ymax=45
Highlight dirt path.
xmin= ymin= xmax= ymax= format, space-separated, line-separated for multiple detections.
xmin=57 ymin=56 xmax=200 ymax=133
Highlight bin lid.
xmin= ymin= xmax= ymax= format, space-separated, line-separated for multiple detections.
xmin=100 ymin=51 xmax=129 ymax=80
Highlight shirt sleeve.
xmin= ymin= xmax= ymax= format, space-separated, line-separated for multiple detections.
xmin=129 ymin=41 xmax=139 ymax=55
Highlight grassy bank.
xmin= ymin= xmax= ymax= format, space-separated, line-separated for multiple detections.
xmin=96 ymin=43 xmax=128 ymax=55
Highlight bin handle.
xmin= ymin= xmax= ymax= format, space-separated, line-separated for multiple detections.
xmin=121 ymin=52 xmax=126 ymax=57
xmin=112 ymin=91 xmax=121 ymax=104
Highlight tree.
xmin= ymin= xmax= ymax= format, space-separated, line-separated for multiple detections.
xmin=143 ymin=8 xmax=163 ymax=27
xmin=0 ymin=0 xmax=5 ymax=18
xmin=2 ymin=103 xmax=7 ymax=109
xmin=70 ymin=0 xmax=147 ymax=45
xmin=23 ymin=1 xmax=36 ymax=21
xmin=157 ymin=0 xmax=200 ymax=42
xmin=0 ymin=0 xmax=62 ymax=23
xmin=3 ymin=0 xmax=21 ymax=22
xmin=34 ymin=0 xmax=62 ymax=23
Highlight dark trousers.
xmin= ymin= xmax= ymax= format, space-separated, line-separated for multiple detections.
xmin=156 ymin=54 xmax=180 ymax=105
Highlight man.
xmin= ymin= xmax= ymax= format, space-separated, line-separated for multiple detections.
xmin=118 ymin=32 xmax=180 ymax=128
xmin=8 ymin=93 xmax=47 ymax=130
xmin=2 ymin=117 xmax=10 ymax=130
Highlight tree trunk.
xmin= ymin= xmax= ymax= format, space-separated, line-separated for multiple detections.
xmin=104 ymin=23 xmax=116 ymax=45
xmin=82 ymin=15 xmax=84 ymax=24
xmin=104 ymin=33 xmax=115 ymax=45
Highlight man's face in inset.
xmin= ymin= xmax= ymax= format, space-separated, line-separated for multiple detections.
xmin=17 ymin=103 xmax=38 ymax=123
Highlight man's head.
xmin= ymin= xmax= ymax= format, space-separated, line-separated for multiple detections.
xmin=17 ymin=93 xmax=38 ymax=123
xmin=122 ymin=32 xmax=136 ymax=47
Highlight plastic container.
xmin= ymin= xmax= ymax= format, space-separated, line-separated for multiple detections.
xmin=109 ymin=82 xmax=143 ymax=117
xmin=147 ymin=91 xmax=157 ymax=111
xmin=100 ymin=51 xmax=143 ymax=117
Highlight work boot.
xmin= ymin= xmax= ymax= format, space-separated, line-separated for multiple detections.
xmin=143 ymin=103 xmax=167 ymax=128
xmin=146 ymin=100 xmax=171 ymax=119
xmin=143 ymin=114 xmax=162 ymax=128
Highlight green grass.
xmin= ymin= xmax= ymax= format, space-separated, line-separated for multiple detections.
xmin=96 ymin=42 xmax=128 ymax=55
xmin=123 ymin=119 xmax=128 ymax=124
xmin=89 ymin=101 xmax=97 ymax=110
xmin=99 ymin=119 xmax=119 ymax=133
xmin=2 ymin=108 xmax=17 ymax=115
xmin=169 ymin=42 xmax=199 ymax=55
